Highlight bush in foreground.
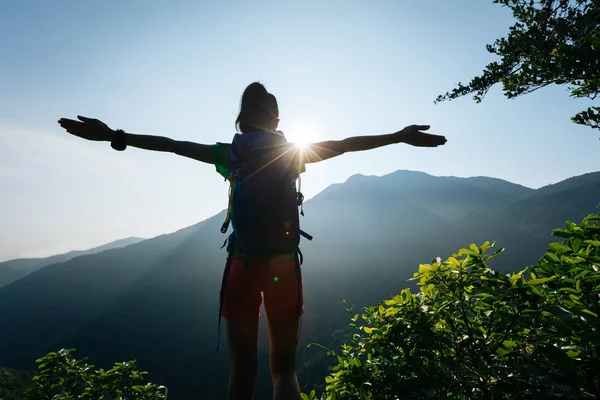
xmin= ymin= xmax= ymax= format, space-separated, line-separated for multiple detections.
xmin=304 ymin=211 xmax=600 ymax=399
xmin=17 ymin=349 xmax=167 ymax=400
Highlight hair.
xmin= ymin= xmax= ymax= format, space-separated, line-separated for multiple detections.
xmin=236 ymin=82 xmax=279 ymax=133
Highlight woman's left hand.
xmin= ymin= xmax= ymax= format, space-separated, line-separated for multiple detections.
xmin=58 ymin=115 xmax=115 ymax=142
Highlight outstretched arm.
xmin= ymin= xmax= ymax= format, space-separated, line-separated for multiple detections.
xmin=300 ymin=125 xmax=446 ymax=164
xmin=58 ymin=116 xmax=214 ymax=164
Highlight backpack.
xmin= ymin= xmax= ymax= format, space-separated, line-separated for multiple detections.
xmin=221 ymin=129 xmax=304 ymax=255
xmin=215 ymin=130 xmax=312 ymax=351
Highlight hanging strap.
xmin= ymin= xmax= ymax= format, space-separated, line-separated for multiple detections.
xmin=294 ymin=249 xmax=304 ymax=346
xmin=299 ymin=230 xmax=313 ymax=241
xmin=216 ymin=242 xmax=236 ymax=351
xmin=220 ymin=175 xmax=234 ymax=234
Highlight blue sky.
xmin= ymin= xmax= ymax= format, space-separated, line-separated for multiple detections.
xmin=1 ymin=0 xmax=598 ymax=261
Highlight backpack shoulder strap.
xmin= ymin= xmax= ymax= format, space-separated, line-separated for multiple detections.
xmin=220 ymin=174 xmax=235 ymax=234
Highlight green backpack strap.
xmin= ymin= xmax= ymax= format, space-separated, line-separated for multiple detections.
xmin=220 ymin=174 xmax=235 ymax=234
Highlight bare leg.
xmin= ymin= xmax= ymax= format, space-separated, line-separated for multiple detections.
xmin=226 ymin=318 xmax=259 ymax=400
xmin=268 ymin=318 xmax=302 ymax=400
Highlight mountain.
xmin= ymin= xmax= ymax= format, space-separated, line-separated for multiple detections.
xmin=0 ymin=237 xmax=145 ymax=288
xmin=455 ymin=171 xmax=600 ymax=268
xmin=0 ymin=170 xmax=598 ymax=399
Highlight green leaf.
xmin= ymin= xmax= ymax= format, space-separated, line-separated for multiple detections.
xmin=448 ymin=257 xmax=460 ymax=266
xmin=580 ymin=308 xmax=598 ymax=318
xmin=528 ymin=276 xmax=556 ymax=285
xmin=480 ymin=241 xmax=492 ymax=253
xmin=574 ymin=270 xmax=590 ymax=279
xmin=566 ymin=349 xmax=583 ymax=358
xmin=488 ymin=247 xmax=505 ymax=260
xmin=568 ymin=293 xmax=582 ymax=302
xmin=553 ymin=229 xmax=573 ymax=239
xmin=509 ymin=273 xmax=522 ymax=285
xmin=496 ymin=347 xmax=510 ymax=356
xmin=418 ymin=264 xmax=432 ymax=273
xmin=549 ymin=242 xmax=571 ymax=252
xmin=583 ymin=215 xmax=600 ymax=223
xmin=400 ymin=288 xmax=411 ymax=303
xmin=457 ymin=248 xmax=477 ymax=257
xmin=545 ymin=305 xmax=573 ymax=321
xmin=559 ymin=287 xmax=579 ymax=293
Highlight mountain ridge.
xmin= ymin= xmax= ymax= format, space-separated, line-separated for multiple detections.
xmin=0 ymin=237 xmax=146 ymax=288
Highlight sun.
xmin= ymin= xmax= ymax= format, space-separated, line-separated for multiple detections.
xmin=283 ymin=121 xmax=321 ymax=150
xmin=294 ymin=137 xmax=311 ymax=150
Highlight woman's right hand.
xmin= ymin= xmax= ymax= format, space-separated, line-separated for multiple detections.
xmin=396 ymin=125 xmax=447 ymax=147
xmin=58 ymin=115 xmax=115 ymax=142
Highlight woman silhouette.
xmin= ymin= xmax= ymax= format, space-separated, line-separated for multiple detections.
xmin=58 ymin=82 xmax=447 ymax=400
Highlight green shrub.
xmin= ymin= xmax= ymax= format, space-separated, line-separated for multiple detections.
xmin=21 ymin=349 xmax=167 ymax=400
xmin=304 ymin=211 xmax=600 ymax=399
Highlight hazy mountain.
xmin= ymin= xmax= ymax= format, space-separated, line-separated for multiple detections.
xmin=0 ymin=170 xmax=598 ymax=399
xmin=0 ymin=237 xmax=146 ymax=288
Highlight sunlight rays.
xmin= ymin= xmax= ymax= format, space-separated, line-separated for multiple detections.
xmin=284 ymin=121 xmax=321 ymax=150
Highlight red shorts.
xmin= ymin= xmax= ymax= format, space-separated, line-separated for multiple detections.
xmin=221 ymin=256 xmax=304 ymax=322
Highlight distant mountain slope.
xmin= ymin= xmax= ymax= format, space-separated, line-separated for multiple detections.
xmin=456 ymin=171 xmax=600 ymax=267
xmin=505 ymin=171 xmax=600 ymax=238
xmin=0 ymin=170 xmax=598 ymax=399
xmin=0 ymin=237 xmax=145 ymax=288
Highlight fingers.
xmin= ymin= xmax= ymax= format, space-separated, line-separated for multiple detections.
xmin=412 ymin=124 xmax=430 ymax=131
xmin=416 ymin=132 xmax=447 ymax=147
xmin=77 ymin=115 xmax=94 ymax=123
xmin=427 ymin=136 xmax=447 ymax=147
xmin=426 ymin=133 xmax=446 ymax=142
xmin=57 ymin=118 xmax=85 ymax=136
xmin=428 ymin=136 xmax=447 ymax=146
xmin=77 ymin=115 xmax=110 ymax=130
xmin=58 ymin=118 xmax=80 ymax=128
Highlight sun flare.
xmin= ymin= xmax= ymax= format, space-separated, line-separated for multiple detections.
xmin=284 ymin=122 xmax=321 ymax=150
xmin=294 ymin=137 xmax=311 ymax=150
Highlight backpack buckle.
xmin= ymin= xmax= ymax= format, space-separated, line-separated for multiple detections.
xmin=297 ymin=191 xmax=304 ymax=206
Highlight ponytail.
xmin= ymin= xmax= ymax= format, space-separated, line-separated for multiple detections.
xmin=236 ymin=82 xmax=279 ymax=133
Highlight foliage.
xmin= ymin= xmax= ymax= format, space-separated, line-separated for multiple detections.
xmin=19 ymin=349 xmax=168 ymax=400
xmin=436 ymin=0 xmax=600 ymax=131
xmin=303 ymin=210 xmax=600 ymax=399
xmin=0 ymin=367 xmax=34 ymax=400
